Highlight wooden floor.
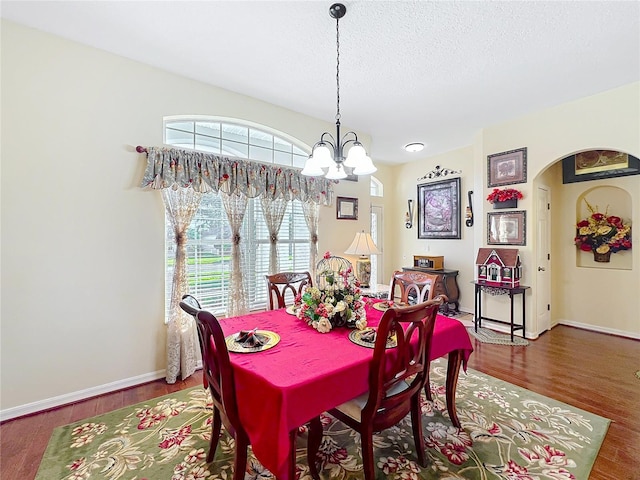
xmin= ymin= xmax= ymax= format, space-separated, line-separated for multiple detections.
xmin=1 ymin=324 xmax=638 ymax=480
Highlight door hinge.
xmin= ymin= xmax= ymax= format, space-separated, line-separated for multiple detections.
xmin=547 ymin=253 xmax=550 ymax=260
xmin=547 ymin=203 xmax=550 ymax=210
xmin=547 ymin=304 xmax=550 ymax=311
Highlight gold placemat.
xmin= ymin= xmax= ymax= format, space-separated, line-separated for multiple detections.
xmin=348 ymin=328 xmax=397 ymax=349
xmin=225 ymin=330 xmax=281 ymax=353
xmin=372 ymin=301 xmax=407 ymax=312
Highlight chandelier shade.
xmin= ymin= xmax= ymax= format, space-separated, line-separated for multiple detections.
xmin=301 ymin=3 xmax=377 ymax=180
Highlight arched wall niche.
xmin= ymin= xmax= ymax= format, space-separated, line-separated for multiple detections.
xmin=575 ymin=185 xmax=632 ymax=270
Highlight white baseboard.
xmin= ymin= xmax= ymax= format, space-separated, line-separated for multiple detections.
xmin=557 ymin=319 xmax=640 ymax=340
xmin=0 ymin=369 xmax=167 ymax=422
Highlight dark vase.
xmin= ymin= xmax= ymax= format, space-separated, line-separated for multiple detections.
xmin=493 ymin=198 xmax=518 ymax=209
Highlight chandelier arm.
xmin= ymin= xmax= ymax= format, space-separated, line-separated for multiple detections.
xmin=317 ymin=133 xmax=337 ymax=150
xmin=339 ymin=131 xmax=359 ymax=146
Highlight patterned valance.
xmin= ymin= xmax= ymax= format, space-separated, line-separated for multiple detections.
xmin=139 ymin=146 xmax=334 ymax=205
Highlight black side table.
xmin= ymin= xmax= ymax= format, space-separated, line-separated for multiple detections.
xmin=473 ymin=281 xmax=530 ymax=341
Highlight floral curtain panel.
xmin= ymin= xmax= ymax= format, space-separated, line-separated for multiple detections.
xmin=162 ymin=187 xmax=203 ymax=384
xmin=222 ymin=191 xmax=249 ymax=317
xmin=261 ymin=196 xmax=289 ymax=274
xmin=140 ymin=146 xmax=334 ymax=205
xmin=302 ymin=202 xmax=320 ymax=281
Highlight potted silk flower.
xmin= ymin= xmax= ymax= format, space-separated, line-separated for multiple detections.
xmin=574 ymin=199 xmax=632 ymax=262
xmin=486 ymin=188 xmax=523 ymax=209
xmin=294 ymin=252 xmax=367 ymax=333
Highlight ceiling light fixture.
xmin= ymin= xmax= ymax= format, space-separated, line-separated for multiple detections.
xmin=301 ymin=3 xmax=376 ymax=180
xmin=404 ymin=142 xmax=425 ymax=153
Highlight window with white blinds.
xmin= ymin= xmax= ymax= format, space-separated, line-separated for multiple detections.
xmin=164 ymin=119 xmax=311 ymax=316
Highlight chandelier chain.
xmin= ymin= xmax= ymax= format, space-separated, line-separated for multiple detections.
xmin=335 ymin=16 xmax=341 ymax=122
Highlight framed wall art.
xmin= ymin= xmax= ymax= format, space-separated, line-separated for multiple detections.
xmin=417 ymin=177 xmax=461 ymax=239
xmin=562 ymin=150 xmax=640 ymax=184
xmin=487 ymin=147 xmax=527 ymax=187
xmin=336 ymin=196 xmax=358 ymax=220
xmin=487 ymin=210 xmax=526 ymax=246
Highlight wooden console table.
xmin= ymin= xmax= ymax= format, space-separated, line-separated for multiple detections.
xmin=402 ymin=267 xmax=460 ymax=314
xmin=473 ymin=281 xmax=530 ymax=341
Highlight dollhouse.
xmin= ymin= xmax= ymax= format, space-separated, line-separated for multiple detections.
xmin=475 ymin=248 xmax=521 ymax=288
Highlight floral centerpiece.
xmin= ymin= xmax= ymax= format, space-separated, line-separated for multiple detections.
xmin=574 ymin=199 xmax=631 ymax=261
xmin=486 ymin=188 xmax=524 ymax=204
xmin=294 ymin=252 xmax=367 ymax=333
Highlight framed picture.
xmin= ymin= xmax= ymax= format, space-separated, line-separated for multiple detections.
xmin=417 ymin=177 xmax=461 ymax=239
xmin=487 ymin=147 xmax=527 ymax=187
xmin=562 ymin=150 xmax=640 ymax=184
xmin=336 ymin=196 xmax=358 ymax=220
xmin=487 ymin=210 xmax=526 ymax=246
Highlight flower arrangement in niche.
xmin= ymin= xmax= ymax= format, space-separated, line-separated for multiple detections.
xmin=294 ymin=252 xmax=367 ymax=333
xmin=574 ymin=199 xmax=632 ymax=257
xmin=486 ymin=188 xmax=524 ymax=204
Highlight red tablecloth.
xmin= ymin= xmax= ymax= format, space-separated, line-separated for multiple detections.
xmin=215 ymin=301 xmax=473 ymax=480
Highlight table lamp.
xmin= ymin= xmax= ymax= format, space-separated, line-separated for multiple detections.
xmin=345 ymin=230 xmax=381 ymax=287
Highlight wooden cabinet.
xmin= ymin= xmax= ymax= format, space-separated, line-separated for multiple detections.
xmin=402 ymin=267 xmax=460 ymax=314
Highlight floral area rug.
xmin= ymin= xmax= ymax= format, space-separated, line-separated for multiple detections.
xmin=466 ymin=326 xmax=530 ymax=346
xmin=35 ymin=358 xmax=608 ymax=480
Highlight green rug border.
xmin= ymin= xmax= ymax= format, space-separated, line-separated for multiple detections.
xmin=35 ymin=360 xmax=611 ymax=479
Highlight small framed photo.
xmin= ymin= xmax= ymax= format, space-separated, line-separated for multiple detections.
xmin=487 ymin=210 xmax=526 ymax=246
xmin=417 ymin=177 xmax=461 ymax=239
xmin=336 ymin=196 xmax=358 ymax=220
xmin=487 ymin=147 xmax=527 ymax=187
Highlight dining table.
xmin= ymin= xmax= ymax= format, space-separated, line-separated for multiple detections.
xmin=214 ymin=299 xmax=474 ymax=480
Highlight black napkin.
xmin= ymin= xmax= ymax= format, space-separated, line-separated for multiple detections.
xmin=236 ymin=329 xmax=269 ymax=347
xmin=360 ymin=329 xmax=377 ymax=343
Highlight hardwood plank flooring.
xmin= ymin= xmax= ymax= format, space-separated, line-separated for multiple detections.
xmin=1 ymin=325 xmax=637 ymax=480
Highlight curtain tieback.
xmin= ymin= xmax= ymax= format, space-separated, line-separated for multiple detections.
xmin=270 ymin=234 xmax=278 ymax=243
xmin=233 ymin=234 xmax=241 ymax=245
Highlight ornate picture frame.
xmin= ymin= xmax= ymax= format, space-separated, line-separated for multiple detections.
xmin=417 ymin=177 xmax=461 ymax=239
xmin=487 ymin=147 xmax=527 ymax=187
xmin=487 ymin=210 xmax=526 ymax=246
xmin=561 ymin=150 xmax=640 ymax=184
xmin=336 ymin=196 xmax=358 ymax=220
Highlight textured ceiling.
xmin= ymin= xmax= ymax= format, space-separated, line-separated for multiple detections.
xmin=2 ymin=1 xmax=639 ymax=164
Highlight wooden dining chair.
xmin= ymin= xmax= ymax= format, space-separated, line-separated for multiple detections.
xmin=308 ymin=297 xmax=445 ymax=480
xmin=389 ymin=270 xmax=440 ymax=305
xmin=179 ymin=294 xmax=321 ymax=480
xmin=265 ymin=271 xmax=313 ymax=310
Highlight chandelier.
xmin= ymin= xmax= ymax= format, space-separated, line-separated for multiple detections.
xmin=301 ymin=3 xmax=377 ymax=180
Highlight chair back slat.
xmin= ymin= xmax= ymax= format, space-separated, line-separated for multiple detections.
xmin=389 ymin=270 xmax=440 ymax=304
xmin=265 ymin=272 xmax=313 ymax=310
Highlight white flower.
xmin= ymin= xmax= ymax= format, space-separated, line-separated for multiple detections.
xmin=316 ymin=318 xmax=332 ymax=333
xmin=334 ymin=301 xmax=347 ymax=313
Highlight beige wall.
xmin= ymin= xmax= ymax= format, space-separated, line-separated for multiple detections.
xmin=0 ymin=21 xmax=372 ymax=416
xmin=2 ymin=20 xmax=638 ymax=418
xmin=481 ymin=83 xmax=639 ymax=338
xmin=387 ymin=147 xmax=477 ymax=312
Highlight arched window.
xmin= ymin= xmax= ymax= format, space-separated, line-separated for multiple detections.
xmin=164 ymin=118 xmax=311 ymax=314
xmin=370 ymin=176 xmax=383 ymax=197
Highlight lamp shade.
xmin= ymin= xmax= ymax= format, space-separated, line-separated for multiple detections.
xmin=345 ymin=231 xmax=381 ymax=256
